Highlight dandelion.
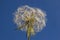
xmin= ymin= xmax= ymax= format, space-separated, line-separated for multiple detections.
xmin=14 ymin=5 xmax=46 ymax=40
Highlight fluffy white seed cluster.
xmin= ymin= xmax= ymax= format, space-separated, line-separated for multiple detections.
xmin=14 ymin=5 xmax=46 ymax=32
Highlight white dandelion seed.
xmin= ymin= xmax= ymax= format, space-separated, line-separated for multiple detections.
xmin=13 ymin=5 xmax=47 ymax=40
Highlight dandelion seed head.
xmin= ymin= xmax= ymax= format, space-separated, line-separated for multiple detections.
xmin=14 ymin=5 xmax=47 ymax=32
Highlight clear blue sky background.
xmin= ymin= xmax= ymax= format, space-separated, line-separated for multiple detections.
xmin=0 ymin=0 xmax=60 ymax=40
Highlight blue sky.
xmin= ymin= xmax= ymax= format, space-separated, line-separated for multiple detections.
xmin=0 ymin=0 xmax=60 ymax=40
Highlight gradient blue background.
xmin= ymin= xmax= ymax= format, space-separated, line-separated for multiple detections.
xmin=0 ymin=0 xmax=59 ymax=40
